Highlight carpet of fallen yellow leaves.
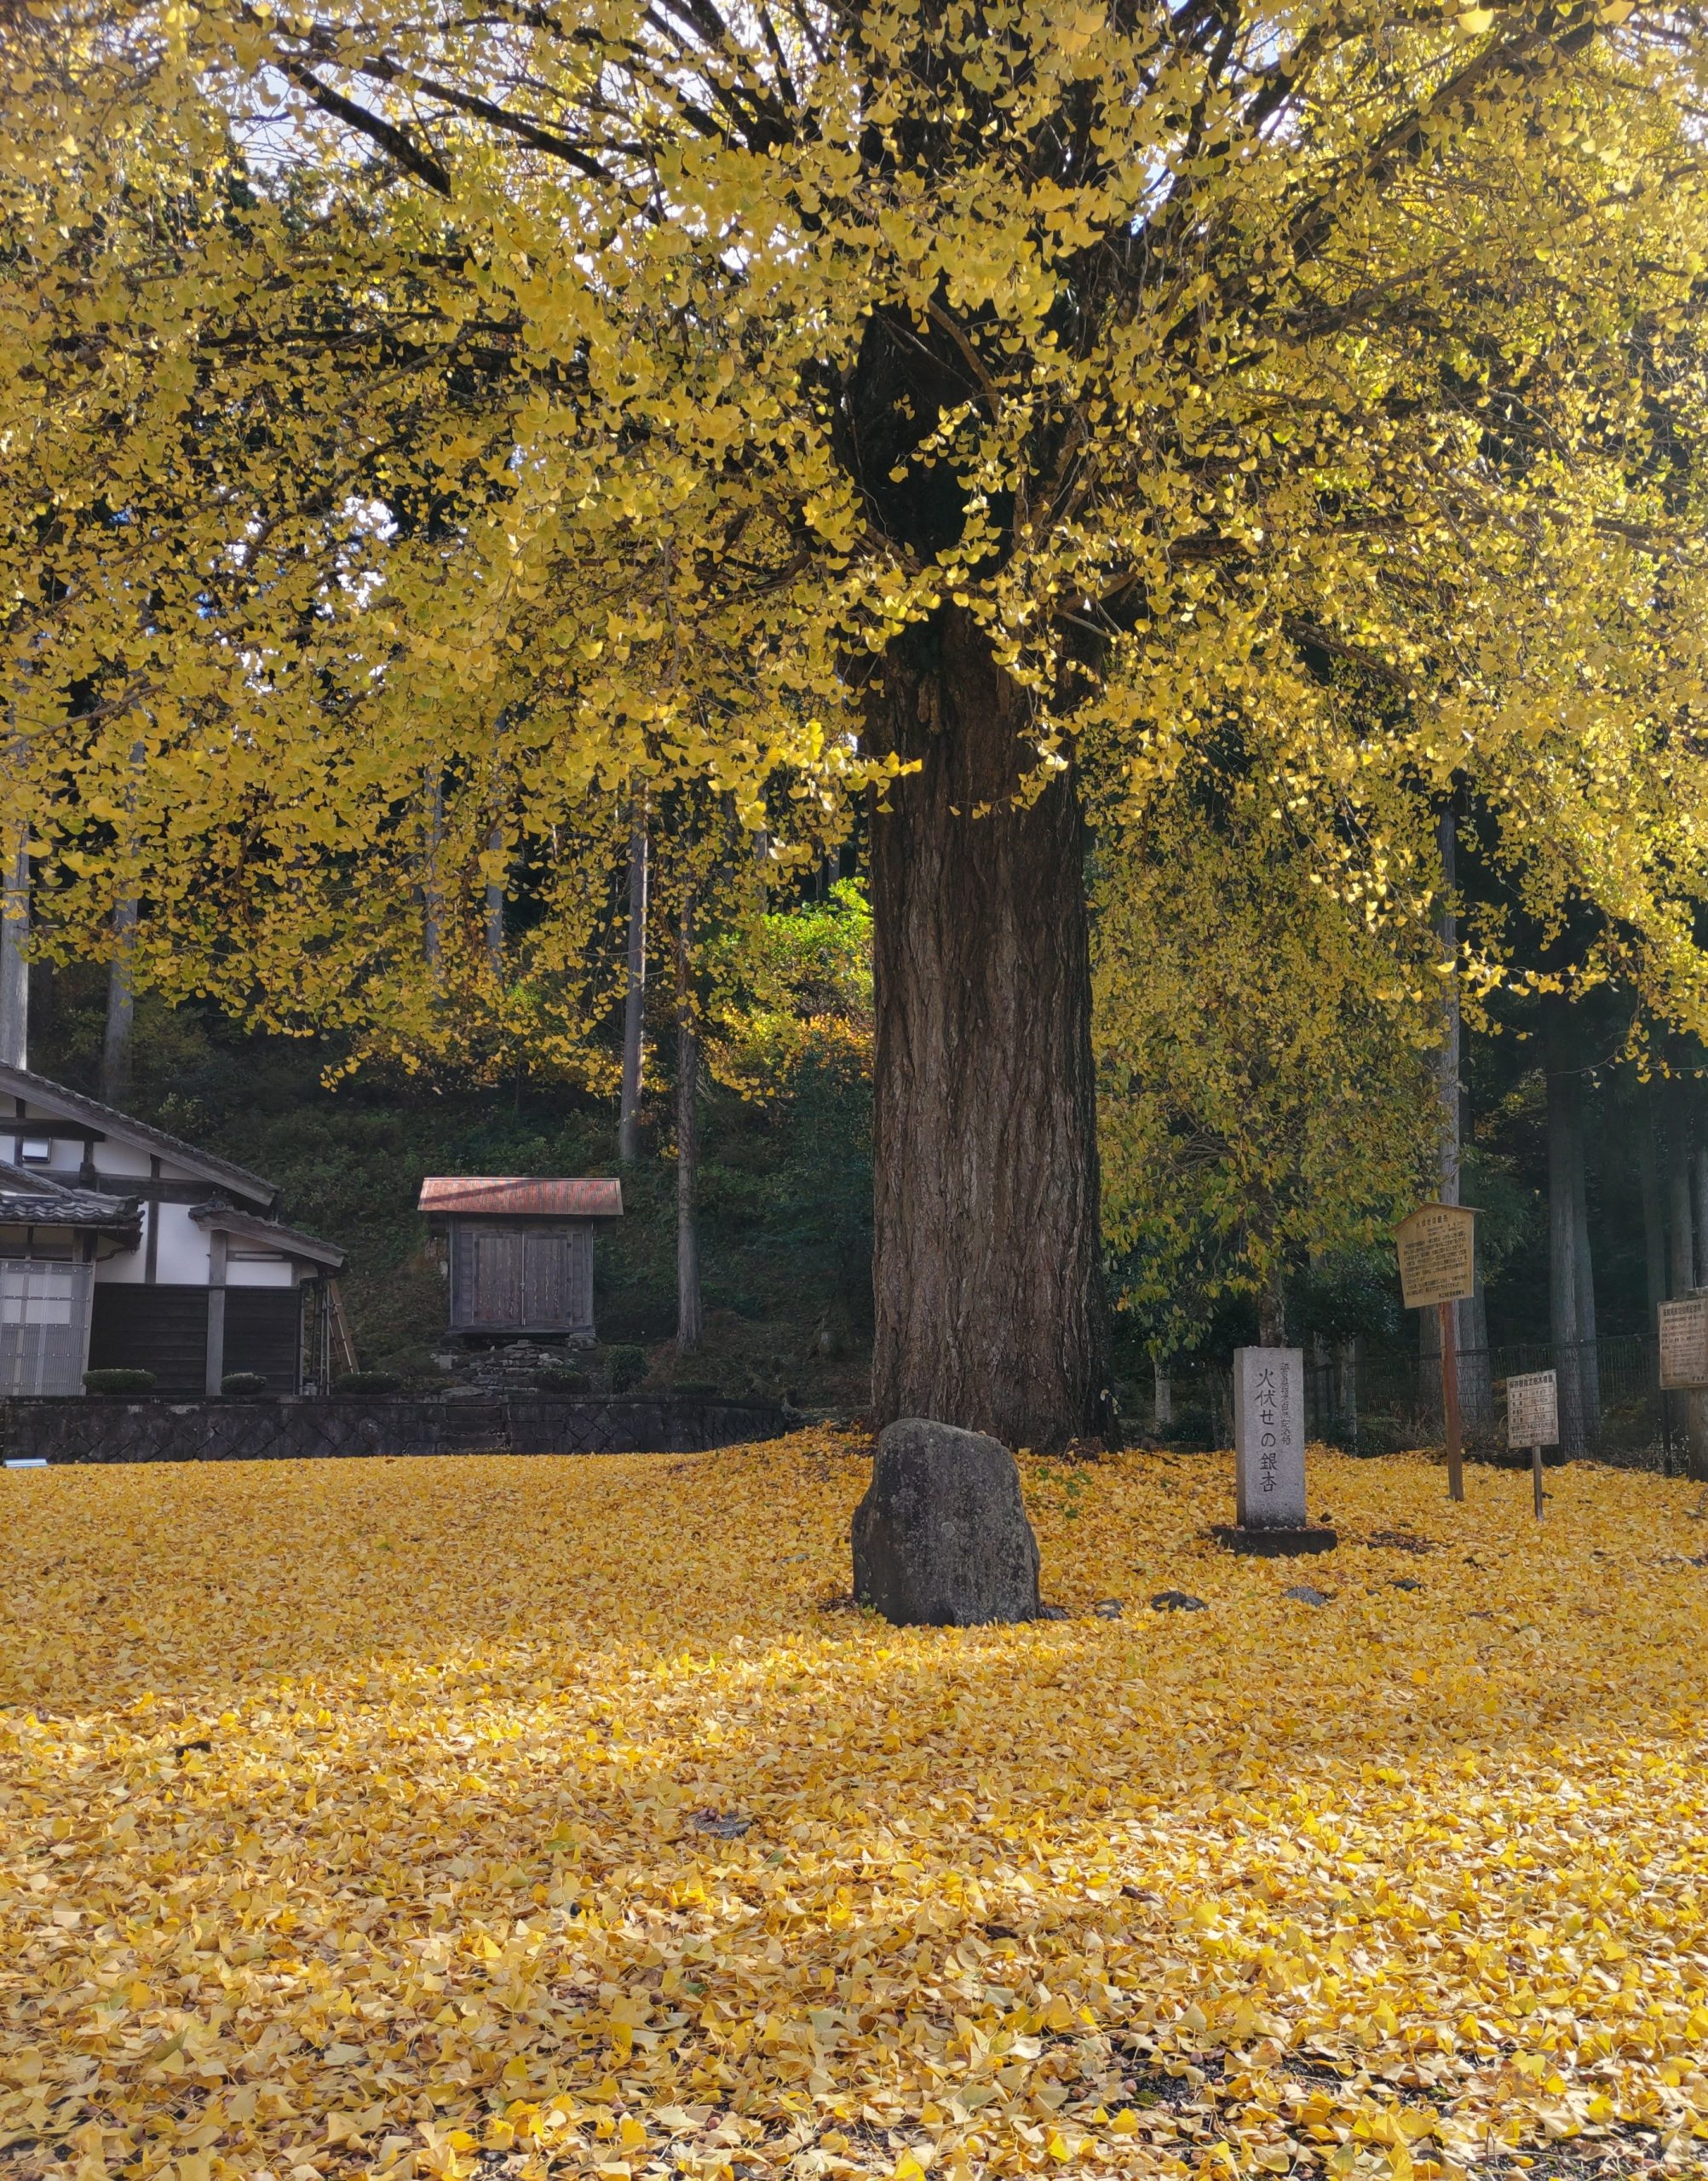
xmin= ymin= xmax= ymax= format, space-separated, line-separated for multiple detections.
xmin=3 ymin=1440 xmax=1708 ymax=2181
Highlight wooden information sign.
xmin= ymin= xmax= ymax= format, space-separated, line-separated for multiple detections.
xmin=1395 ymin=1203 xmax=1478 ymax=1310
xmin=1395 ymin=1201 xmax=1479 ymax=1505
xmin=1506 ymin=1367 xmax=1558 ymax=1522
xmin=1506 ymin=1369 xmax=1558 ymax=1450
xmin=1658 ymin=1297 xmax=1708 ymax=1390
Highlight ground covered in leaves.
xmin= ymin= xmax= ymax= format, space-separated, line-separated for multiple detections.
xmin=3 ymin=1442 xmax=1707 ymax=2181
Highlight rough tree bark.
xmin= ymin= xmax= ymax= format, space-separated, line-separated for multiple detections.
xmin=1666 ymin=1080 xmax=1694 ymax=1301
xmin=618 ymin=814 xmax=648 ymax=1163
xmin=1257 ymin=1269 xmax=1287 ymax=1348
xmin=1545 ymin=1007 xmax=1587 ymax=1458
xmin=484 ymin=823 xmax=505 ymax=975
xmin=1335 ymin=1338 xmax=1360 ymax=1448
xmin=866 ymin=606 xmax=1107 ymax=1449
xmin=1636 ymin=1079 xmax=1666 ymax=1391
xmin=1663 ymin=1073 xmax=1706 ymax=1472
xmin=422 ymin=773 xmax=444 ymax=970
xmin=1426 ymin=804 xmax=1492 ymax=1428
xmin=1571 ymin=1097 xmax=1601 ymax=1436
xmin=101 ymin=898 xmax=138 ymax=1106
xmin=1695 ymin=1142 xmax=1708 ymax=1290
xmin=675 ymin=904 xmax=704 ymax=1354
xmin=0 ymin=834 xmax=26 ymax=1070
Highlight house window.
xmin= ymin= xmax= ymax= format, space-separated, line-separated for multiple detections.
xmin=16 ymin=1137 xmax=53 ymax=1165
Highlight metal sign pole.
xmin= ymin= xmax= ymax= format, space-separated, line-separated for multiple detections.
xmin=1532 ymin=1442 xmax=1544 ymax=1520
xmin=1440 ymin=1297 xmax=1464 ymax=1503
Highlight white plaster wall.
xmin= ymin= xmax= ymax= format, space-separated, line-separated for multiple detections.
xmin=90 ymin=1142 xmax=153 ymax=1179
xmin=93 ymin=1203 xmax=207 ymax=1286
xmin=6 ymin=1096 xmax=319 ymax=1290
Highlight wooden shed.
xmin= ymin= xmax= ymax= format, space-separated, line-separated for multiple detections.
xmin=417 ymin=1177 xmax=623 ymax=1340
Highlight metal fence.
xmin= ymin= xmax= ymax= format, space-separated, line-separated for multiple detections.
xmin=1150 ymin=1333 xmax=1694 ymax=1473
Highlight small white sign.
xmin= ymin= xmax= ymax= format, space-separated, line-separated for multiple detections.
xmin=1506 ymin=1368 xmax=1558 ymax=1450
xmin=1659 ymin=1297 xmax=1708 ymax=1390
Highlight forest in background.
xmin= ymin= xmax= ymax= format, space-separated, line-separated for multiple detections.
xmin=20 ymin=855 xmax=1703 ymax=1442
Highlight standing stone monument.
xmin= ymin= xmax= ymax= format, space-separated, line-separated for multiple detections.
xmin=1214 ymin=1346 xmax=1337 ymax=1556
xmin=852 ymin=1417 xmax=1042 ymax=1626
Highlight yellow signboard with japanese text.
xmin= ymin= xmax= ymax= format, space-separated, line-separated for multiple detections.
xmin=1395 ymin=1202 xmax=1477 ymax=1310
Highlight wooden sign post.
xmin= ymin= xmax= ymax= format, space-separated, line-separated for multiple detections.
xmin=1395 ymin=1202 xmax=1479 ymax=1503
xmin=1506 ymin=1368 xmax=1558 ymax=1520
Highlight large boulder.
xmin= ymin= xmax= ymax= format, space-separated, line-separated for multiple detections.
xmin=852 ymin=1417 xmax=1041 ymax=1626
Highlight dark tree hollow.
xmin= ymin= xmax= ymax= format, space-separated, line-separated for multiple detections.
xmin=866 ymin=604 xmax=1108 ymax=1451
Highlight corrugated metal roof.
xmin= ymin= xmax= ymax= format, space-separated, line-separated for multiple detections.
xmin=417 ymin=1176 xmax=624 ymax=1218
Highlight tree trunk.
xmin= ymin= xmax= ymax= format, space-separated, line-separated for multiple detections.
xmin=1335 ymin=1338 xmax=1360 ymax=1449
xmin=1152 ymin=1359 xmax=1171 ymax=1431
xmin=485 ymin=823 xmax=505 ymax=975
xmin=1421 ymin=805 xmax=1457 ymax=1425
xmin=1694 ymin=1142 xmax=1708 ymax=1290
xmin=101 ymin=897 xmax=139 ymax=1106
xmin=0 ymin=832 xmax=26 ymax=1070
xmin=1637 ymin=1083 xmax=1667 ymax=1390
xmin=675 ymin=906 xmax=704 ymax=1353
xmin=866 ymin=606 xmax=1107 ymax=1448
xmin=618 ymin=815 xmax=648 ymax=1162
xmin=1571 ymin=1102 xmax=1601 ymax=1439
xmin=423 ymin=773 xmax=444 ymax=970
xmin=1436 ymin=805 xmax=1462 ymax=1206
xmin=1663 ymin=1074 xmax=1705 ymax=1470
xmin=1461 ymin=1269 xmax=1491 ymax=1430
xmin=1418 ymin=1288 xmax=1442 ymax=1430
xmin=1545 ymin=1007 xmax=1585 ymax=1458
xmin=1257 ymin=1265 xmax=1286 ymax=1347
xmin=1429 ymin=803 xmax=1492 ymax=1428
xmin=1666 ymin=1079 xmax=1694 ymax=1299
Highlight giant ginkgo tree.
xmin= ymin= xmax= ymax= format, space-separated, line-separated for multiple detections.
xmin=9 ymin=0 xmax=1708 ymax=1449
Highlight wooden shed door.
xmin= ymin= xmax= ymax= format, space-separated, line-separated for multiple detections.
xmin=455 ymin=1223 xmax=594 ymax=1332
xmin=522 ymin=1233 xmax=567 ymax=1326
xmin=470 ymin=1229 xmax=524 ymax=1326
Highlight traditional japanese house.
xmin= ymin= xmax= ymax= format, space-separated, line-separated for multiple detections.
xmin=417 ymin=1176 xmax=623 ymax=1342
xmin=0 ymin=1062 xmax=347 ymax=1397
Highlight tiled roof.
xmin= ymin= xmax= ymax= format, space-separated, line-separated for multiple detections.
xmin=417 ymin=1176 xmax=624 ymax=1218
xmin=190 ymin=1202 xmax=347 ymax=1271
xmin=0 ymin=1063 xmax=276 ymax=1206
xmin=0 ymin=1184 xmax=142 ymax=1232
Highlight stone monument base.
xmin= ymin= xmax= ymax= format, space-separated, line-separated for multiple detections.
xmin=1212 ymin=1523 xmax=1338 ymax=1557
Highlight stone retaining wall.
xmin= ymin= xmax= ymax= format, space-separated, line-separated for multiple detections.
xmin=1 ymin=1394 xmax=791 ymax=1466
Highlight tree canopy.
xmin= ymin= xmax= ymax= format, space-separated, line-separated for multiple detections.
xmin=9 ymin=0 xmax=1708 ymax=1437
xmin=8 ymin=0 xmax=1708 ymax=983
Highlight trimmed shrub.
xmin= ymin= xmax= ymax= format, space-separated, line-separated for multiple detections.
xmin=83 ymin=1367 xmax=158 ymax=1396
xmin=672 ymin=1379 xmax=720 ymax=1397
xmin=332 ymin=1370 xmax=404 ymax=1397
xmin=220 ymin=1372 xmax=269 ymax=1397
xmin=606 ymin=1344 xmax=647 ymax=1395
